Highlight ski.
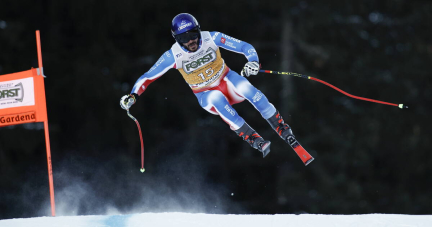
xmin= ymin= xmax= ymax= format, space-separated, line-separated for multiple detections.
xmin=286 ymin=136 xmax=314 ymax=166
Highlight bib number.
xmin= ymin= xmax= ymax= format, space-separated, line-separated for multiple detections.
xmin=197 ymin=68 xmax=214 ymax=80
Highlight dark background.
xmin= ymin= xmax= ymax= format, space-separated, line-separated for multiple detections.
xmin=1 ymin=0 xmax=431 ymax=219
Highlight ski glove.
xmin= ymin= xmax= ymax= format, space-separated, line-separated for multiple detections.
xmin=120 ymin=93 xmax=137 ymax=110
xmin=241 ymin=61 xmax=260 ymax=77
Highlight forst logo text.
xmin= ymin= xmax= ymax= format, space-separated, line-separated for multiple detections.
xmin=0 ymin=88 xmax=19 ymax=99
xmin=185 ymin=53 xmax=213 ymax=72
xmin=183 ymin=48 xmax=217 ymax=73
xmin=0 ymin=82 xmax=24 ymax=102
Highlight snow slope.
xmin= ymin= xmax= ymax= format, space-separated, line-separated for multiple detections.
xmin=0 ymin=213 xmax=431 ymax=227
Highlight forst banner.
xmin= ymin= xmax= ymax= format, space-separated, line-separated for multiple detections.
xmin=0 ymin=77 xmax=35 ymax=109
xmin=0 ymin=68 xmax=48 ymax=127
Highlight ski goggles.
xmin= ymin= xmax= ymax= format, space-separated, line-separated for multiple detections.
xmin=175 ymin=29 xmax=200 ymax=43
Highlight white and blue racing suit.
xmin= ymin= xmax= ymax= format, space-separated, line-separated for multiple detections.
xmin=131 ymin=31 xmax=276 ymax=130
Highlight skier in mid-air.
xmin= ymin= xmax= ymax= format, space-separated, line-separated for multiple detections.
xmin=120 ymin=13 xmax=295 ymax=157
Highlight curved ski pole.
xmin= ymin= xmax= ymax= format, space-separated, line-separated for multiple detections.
xmin=126 ymin=109 xmax=145 ymax=173
xmin=260 ymin=70 xmax=408 ymax=109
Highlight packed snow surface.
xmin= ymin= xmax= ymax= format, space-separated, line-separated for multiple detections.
xmin=1 ymin=213 xmax=431 ymax=227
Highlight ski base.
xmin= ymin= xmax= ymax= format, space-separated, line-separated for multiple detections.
xmin=287 ymin=136 xmax=314 ymax=166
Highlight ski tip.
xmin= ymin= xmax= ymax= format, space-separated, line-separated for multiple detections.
xmin=304 ymin=157 xmax=314 ymax=166
xmin=140 ymin=168 xmax=145 ymax=173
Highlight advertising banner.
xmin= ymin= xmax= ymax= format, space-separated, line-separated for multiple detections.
xmin=0 ymin=68 xmax=47 ymax=127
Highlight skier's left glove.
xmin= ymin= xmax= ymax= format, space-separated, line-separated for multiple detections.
xmin=241 ymin=61 xmax=260 ymax=77
xmin=120 ymin=93 xmax=138 ymax=110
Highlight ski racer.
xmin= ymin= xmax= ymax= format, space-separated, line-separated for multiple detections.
xmin=120 ymin=13 xmax=295 ymax=157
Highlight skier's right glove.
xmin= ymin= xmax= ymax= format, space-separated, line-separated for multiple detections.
xmin=241 ymin=61 xmax=260 ymax=77
xmin=120 ymin=93 xmax=137 ymax=110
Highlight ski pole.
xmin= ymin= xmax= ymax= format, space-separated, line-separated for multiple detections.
xmin=126 ymin=109 xmax=145 ymax=173
xmin=260 ymin=70 xmax=408 ymax=109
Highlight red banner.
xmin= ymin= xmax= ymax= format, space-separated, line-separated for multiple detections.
xmin=0 ymin=68 xmax=48 ymax=127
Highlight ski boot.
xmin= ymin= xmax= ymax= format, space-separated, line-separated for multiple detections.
xmin=266 ymin=111 xmax=295 ymax=142
xmin=235 ymin=122 xmax=271 ymax=158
